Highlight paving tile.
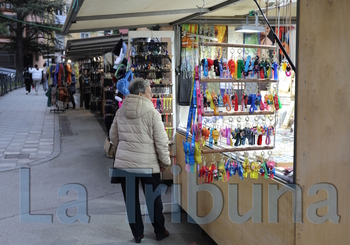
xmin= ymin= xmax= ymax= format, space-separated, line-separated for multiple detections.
xmin=16 ymin=159 xmax=32 ymax=165
xmin=0 ymin=159 xmax=18 ymax=164
xmin=40 ymin=139 xmax=53 ymax=142
xmin=38 ymin=145 xmax=53 ymax=149
xmin=8 ymin=143 xmax=24 ymax=146
xmin=39 ymin=142 xmax=54 ymax=145
xmin=29 ymin=131 xmax=42 ymax=134
xmin=25 ymin=141 xmax=40 ymax=143
xmin=4 ymin=151 xmax=21 ymax=154
xmin=0 ymin=163 xmax=17 ymax=168
xmin=23 ymin=146 xmax=39 ymax=149
xmin=7 ymin=148 xmax=23 ymax=152
xmin=21 ymin=149 xmax=37 ymax=152
xmin=37 ymin=150 xmax=52 ymax=154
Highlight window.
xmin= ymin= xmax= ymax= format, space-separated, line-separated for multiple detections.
xmin=80 ymin=33 xmax=90 ymax=39
xmin=0 ymin=3 xmax=12 ymax=9
xmin=55 ymin=8 xmax=63 ymax=16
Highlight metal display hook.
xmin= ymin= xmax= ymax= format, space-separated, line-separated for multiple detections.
xmin=196 ymin=0 xmax=205 ymax=9
xmin=253 ymin=0 xmax=296 ymax=73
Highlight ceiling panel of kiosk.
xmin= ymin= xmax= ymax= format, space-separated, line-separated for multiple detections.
xmin=204 ymin=2 xmax=297 ymax=17
xmin=62 ymin=0 xmax=252 ymax=34
xmin=69 ymin=14 xmax=189 ymax=33
xmin=77 ymin=0 xmax=227 ymax=17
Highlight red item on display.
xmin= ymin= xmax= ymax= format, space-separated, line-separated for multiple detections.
xmin=207 ymin=58 xmax=214 ymax=69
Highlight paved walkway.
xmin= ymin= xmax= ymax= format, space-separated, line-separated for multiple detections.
xmin=0 ymin=87 xmax=217 ymax=245
xmin=0 ymin=87 xmax=59 ymax=171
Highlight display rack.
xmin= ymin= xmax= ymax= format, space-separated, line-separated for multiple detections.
xmin=128 ymin=31 xmax=176 ymax=181
xmin=200 ymin=78 xmax=278 ymax=83
xmin=196 ymin=41 xmax=280 ymax=155
xmin=201 ymin=42 xmax=277 ymax=49
xmin=128 ymin=31 xmax=176 ymax=144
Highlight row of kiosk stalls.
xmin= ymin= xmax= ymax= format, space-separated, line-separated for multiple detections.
xmin=78 ymin=58 xmax=104 ymax=114
xmin=73 ymin=31 xmax=178 ymax=182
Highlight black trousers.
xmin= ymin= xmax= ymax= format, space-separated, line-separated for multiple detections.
xmin=79 ymin=80 xmax=84 ymax=108
xmin=120 ymin=173 xmax=166 ymax=238
xmin=67 ymin=87 xmax=76 ymax=109
xmin=24 ymin=79 xmax=31 ymax=92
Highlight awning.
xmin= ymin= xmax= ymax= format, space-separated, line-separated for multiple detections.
xmin=65 ymin=34 xmax=126 ymax=59
xmin=62 ymin=0 xmax=297 ymax=34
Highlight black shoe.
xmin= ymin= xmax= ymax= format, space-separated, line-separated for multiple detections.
xmin=156 ymin=230 xmax=169 ymax=241
xmin=135 ymin=234 xmax=144 ymax=243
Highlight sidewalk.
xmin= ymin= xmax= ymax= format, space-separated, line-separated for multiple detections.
xmin=0 ymin=87 xmax=59 ymax=171
xmin=0 ymin=88 xmax=217 ymax=245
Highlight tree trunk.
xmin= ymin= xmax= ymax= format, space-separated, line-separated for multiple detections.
xmin=15 ymin=0 xmax=24 ymax=75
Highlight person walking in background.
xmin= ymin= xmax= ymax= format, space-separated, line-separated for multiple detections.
xmin=42 ymin=63 xmax=48 ymax=93
xmin=79 ymin=70 xmax=84 ymax=108
xmin=23 ymin=67 xmax=32 ymax=95
xmin=29 ymin=65 xmax=42 ymax=95
xmin=109 ymin=78 xmax=170 ymax=243
xmin=67 ymin=70 xmax=76 ymax=109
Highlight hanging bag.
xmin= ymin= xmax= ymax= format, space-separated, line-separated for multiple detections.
xmin=117 ymin=70 xmax=133 ymax=96
xmin=104 ymin=137 xmax=117 ymax=159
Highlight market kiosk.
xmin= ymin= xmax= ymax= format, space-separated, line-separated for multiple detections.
xmin=62 ymin=1 xmax=350 ymax=244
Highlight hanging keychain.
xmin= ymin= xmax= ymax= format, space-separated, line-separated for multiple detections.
xmin=211 ymin=88 xmax=219 ymax=115
xmin=212 ymin=127 xmax=220 ymax=145
xmin=250 ymin=152 xmax=259 ymax=179
xmin=266 ymin=59 xmax=271 ymax=78
xmin=242 ymin=152 xmax=251 ymax=178
xmin=228 ymin=117 xmax=233 ymax=146
xmin=244 ymin=55 xmax=251 ymax=77
xmin=237 ymin=154 xmax=244 ymax=180
xmin=268 ymin=115 xmax=275 ymax=139
xmin=260 ymin=152 xmax=269 ymax=179
xmin=273 ymin=61 xmax=278 ymax=80
xmin=210 ymin=154 xmax=218 ymax=181
xmin=205 ymin=87 xmax=214 ymax=110
xmin=223 ymin=90 xmax=231 ymax=111
xmin=267 ymin=151 xmax=276 ymax=179
xmin=225 ymin=158 xmax=231 ymax=181
xmin=218 ymin=91 xmax=224 ymax=107
xmin=199 ymin=156 xmax=207 ymax=184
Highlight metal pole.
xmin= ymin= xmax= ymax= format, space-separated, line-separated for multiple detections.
xmin=47 ymin=10 xmax=49 ymax=69
xmin=253 ymin=0 xmax=296 ymax=73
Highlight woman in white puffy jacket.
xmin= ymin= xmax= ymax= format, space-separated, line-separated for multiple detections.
xmin=29 ymin=64 xmax=42 ymax=95
xmin=109 ymin=78 xmax=170 ymax=243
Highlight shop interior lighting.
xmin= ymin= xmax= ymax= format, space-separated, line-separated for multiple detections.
xmin=235 ymin=14 xmax=265 ymax=33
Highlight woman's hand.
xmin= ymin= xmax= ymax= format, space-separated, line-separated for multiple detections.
xmin=160 ymin=167 xmax=166 ymax=172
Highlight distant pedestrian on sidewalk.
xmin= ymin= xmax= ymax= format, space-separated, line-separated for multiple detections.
xmin=42 ymin=62 xmax=49 ymax=93
xmin=109 ymin=78 xmax=170 ymax=243
xmin=23 ymin=67 xmax=32 ymax=95
xmin=29 ymin=65 xmax=43 ymax=95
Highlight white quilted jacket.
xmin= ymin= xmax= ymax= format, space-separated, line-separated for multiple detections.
xmin=110 ymin=94 xmax=170 ymax=173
